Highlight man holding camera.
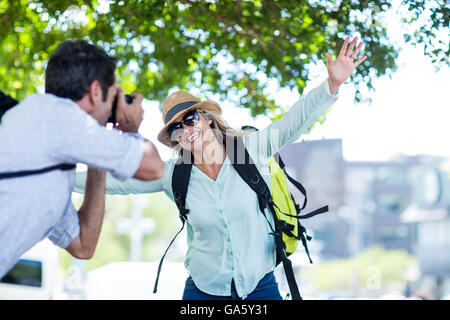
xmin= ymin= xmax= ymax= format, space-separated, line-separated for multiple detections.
xmin=0 ymin=40 xmax=164 ymax=277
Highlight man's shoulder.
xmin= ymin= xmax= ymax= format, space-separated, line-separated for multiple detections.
xmin=1 ymin=94 xmax=75 ymax=133
xmin=22 ymin=93 xmax=78 ymax=111
xmin=22 ymin=93 xmax=92 ymax=128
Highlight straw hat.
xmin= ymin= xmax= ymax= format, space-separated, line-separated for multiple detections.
xmin=157 ymin=91 xmax=221 ymax=146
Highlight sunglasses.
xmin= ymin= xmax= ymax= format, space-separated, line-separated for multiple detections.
xmin=167 ymin=109 xmax=199 ymax=139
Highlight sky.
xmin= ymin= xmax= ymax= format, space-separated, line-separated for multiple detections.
xmin=125 ymin=0 xmax=450 ymax=163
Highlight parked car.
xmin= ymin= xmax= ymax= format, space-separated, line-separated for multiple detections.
xmin=0 ymin=239 xmax=59 ymax=299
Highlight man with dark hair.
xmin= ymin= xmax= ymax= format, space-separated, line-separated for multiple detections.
xmin=0 ymin=39 xmax=164 ymax=277
xmin=45 ymin=39 xmax=117 ymax=103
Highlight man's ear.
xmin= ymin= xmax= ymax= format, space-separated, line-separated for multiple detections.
xmin=88 ymin=80 xmax=103 ymax=108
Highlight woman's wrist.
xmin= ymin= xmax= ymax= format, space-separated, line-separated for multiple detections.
xmin=327 ymin=77 xmax=341 ymax=95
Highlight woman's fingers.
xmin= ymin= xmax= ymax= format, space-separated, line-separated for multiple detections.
xmin=351 ymin=42 xmax=364 ymax=60
xmin=334 ymin=36 xmax=367 ymax=68
xmin=326 ymin=53 xmax=333 ymax=65
xmin=345 ymin=37 xmax=358 ymax=57
xmin=338 ymin=37 xmax=350 ymax=59
xmin=354 ymin=55 xmax=368 ymax=67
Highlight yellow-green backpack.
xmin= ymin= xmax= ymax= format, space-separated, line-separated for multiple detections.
xmin=269 ymin=153 xmax=329 ymax=261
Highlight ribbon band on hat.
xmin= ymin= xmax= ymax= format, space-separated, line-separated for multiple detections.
xmin=164 ymin=101 xmax=198 ymax=124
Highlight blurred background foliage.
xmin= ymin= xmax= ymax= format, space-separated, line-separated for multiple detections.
xmin=301 ymin=246 xmax=416 ymax=293
xmin=60 ymin=192 xmax=180 ymax=274
xmin=0 ymin=0 xmax=448 ymax=117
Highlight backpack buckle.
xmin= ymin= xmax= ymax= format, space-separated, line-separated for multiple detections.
xmin=250 ymin=175 xmax=260 ymax=184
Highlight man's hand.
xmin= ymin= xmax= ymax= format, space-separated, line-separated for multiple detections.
xmin=326 ymin=37 xmax=367 ymax=94
xmin=115 ymin=88 xmax=144 ymax=133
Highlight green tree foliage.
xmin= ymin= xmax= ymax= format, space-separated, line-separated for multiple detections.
xmin=301 ymin=246 xmax=416 ymax=293
xmin=0 ymin=0 xmax=447 ymax=116
xmin=401 ymin=0 xmax=449 ymax=67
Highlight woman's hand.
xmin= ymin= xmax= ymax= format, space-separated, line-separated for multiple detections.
xmin=326 ymin=37 xmax=367 ymax=94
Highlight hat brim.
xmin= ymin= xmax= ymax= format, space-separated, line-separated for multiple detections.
xmin=157 ymin=100 xmax=221 ymax=146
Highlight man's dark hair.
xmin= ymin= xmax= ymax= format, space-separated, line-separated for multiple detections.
xmin=45 ymin=39 xmax=117 ymax=102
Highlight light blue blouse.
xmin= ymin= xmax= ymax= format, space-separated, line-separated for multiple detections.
xmin=74 ymin=79 xmax=338 ymax=298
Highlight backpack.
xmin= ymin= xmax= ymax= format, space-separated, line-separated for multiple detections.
xmin=153 ymin=135 xmax=328 ymax=300
xmin=268 ymin=153 xmax=329 ymax=262
xmin=0 ymin=90 xmax=19 ymax=123
xmin=0 ymin=91 xmax=76 ymax=179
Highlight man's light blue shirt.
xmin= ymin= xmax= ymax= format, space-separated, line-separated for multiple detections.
xmin=74 ymin=79 xmax=338 ymax=298
xmin=0 ymin=93 xmax=145 ymax=277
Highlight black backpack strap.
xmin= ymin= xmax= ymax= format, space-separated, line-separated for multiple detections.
xmin=0 ymin=91 xmax=18 ymax=123
xmin=269 ymin=213 xmax=302 ymax=300
xmin=172 ymin=151 xmax=194 ymax=221
xmin=0 ymin=163 xmax=76 ymax=180
xmin=295 ymin=204 xmax=329 ymax=264
xmin=153 ymin=219 xmax=186 ymax=294
xmin=0 ymin=92 xmax=77 ymax=179
xmin=274 ymin=152 xmax=329 ymax=217
xmin=273 ymin=152 xmax=307 ymax=210
xmin=298 ymin=205 xmax=329 ymax=219
xmin=225 ymin=136 xmax=273 ymax=220
xmin=153 ymin=150 xmax=193 ymax=294
xmin=272 ymin=152 xmax=329 ymax=264
xmin=225 ymin=136 xmax=302 ymax=300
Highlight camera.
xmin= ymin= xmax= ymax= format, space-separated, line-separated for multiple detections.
xmin=107 ymin=94 xmax=134 ymax=124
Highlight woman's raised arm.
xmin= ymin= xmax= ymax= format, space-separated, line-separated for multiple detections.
xmin=74 ymin=160 xmax=171 ymax=195
xmin=245 ymin=36 xmax=367 ymax=160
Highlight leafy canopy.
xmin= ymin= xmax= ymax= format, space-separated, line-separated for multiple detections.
xmin=0 ymin=0 xmax=447 ymax=116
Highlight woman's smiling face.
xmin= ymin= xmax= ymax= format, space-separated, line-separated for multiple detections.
xmin=174 ymin=110 xmax=214 ymax=153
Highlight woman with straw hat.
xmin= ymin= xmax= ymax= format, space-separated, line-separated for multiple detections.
xmin=75 ymin=37 xmax=367 ymax=300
